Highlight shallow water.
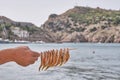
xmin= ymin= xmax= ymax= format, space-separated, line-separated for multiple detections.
xmin=0 ymin=43 xmax=120 ymax=80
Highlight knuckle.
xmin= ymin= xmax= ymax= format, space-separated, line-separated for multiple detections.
xmin=23 ymin=46 xmax=29 ymax=49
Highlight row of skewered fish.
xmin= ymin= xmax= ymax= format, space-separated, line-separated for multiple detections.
xmin=39 ymin=48 xmax=70 ymax=71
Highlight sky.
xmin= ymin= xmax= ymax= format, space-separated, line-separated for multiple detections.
xmin=0 ymin=0 xmax=120 ymax=26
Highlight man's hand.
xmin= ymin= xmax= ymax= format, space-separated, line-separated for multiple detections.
xmin=12 ymin=46 xmax=40 ymax=66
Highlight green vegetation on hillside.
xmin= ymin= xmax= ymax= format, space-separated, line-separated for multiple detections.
xmin=40 ymin=6 xmax=120 ymax=43
xmin=68 ymin=7 xmax=120 ymax=25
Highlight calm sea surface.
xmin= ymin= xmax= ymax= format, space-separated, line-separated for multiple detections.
xmin=0 ymin=43 xmax=120 ymax=80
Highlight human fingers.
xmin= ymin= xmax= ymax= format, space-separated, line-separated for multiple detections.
xmin=30 ymin=57 xmax=38 ymax=64
xmin=15 ymin=46 xmax=30 ymax=50
xmin=31 ymin=51 xmax=40 ymax=57
xmin=21 ymin=46 xmax=30 ymax=50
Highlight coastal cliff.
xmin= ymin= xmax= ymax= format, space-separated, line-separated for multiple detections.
xmin=0 ymin=16 xmax=41 ymax=41
xmin=0 ymin=6 xmax=120 ymax=43
xmin=40 ymin=6 xmax=120 ymax=43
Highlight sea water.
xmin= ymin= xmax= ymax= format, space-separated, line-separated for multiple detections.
xmin=0 ymin=43 xmax=120 ymax=80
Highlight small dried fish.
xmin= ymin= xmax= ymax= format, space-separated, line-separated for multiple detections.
xmin=39 ymin=48 xmax=71 ymax=71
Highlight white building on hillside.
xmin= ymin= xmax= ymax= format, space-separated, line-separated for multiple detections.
xmin=11 ymin=27 xmax=29 ymax=38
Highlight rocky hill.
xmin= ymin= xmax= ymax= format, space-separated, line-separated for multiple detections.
xmin=0 ymin=16 xmax=42 ymax=41
xmin=0 ymin=6 xmax=120 ymax=43
xmin=40 ymin=6 xmax=120 ymax=43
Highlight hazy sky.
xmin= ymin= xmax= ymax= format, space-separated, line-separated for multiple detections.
xmin=0 ymin=0 xmax=120 ymax=26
